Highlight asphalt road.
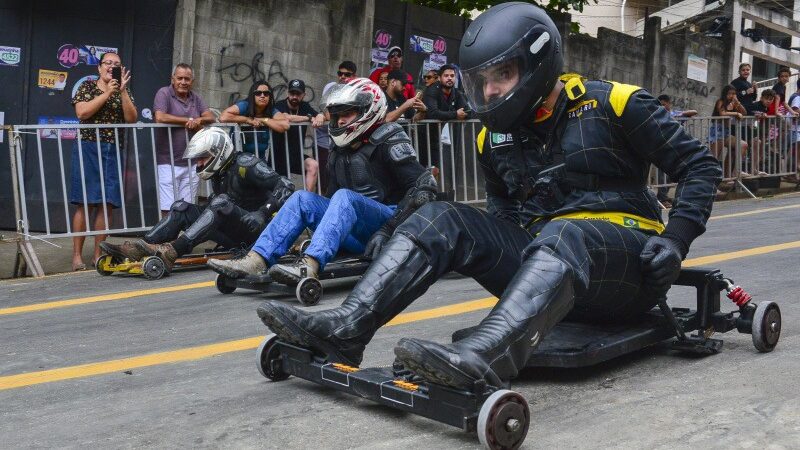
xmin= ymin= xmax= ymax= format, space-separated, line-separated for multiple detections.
xmin=2 ymin=193 xmax=799 ymax=449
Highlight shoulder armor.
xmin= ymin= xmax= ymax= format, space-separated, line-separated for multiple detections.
xmin=369 ymin=122 xmax=404 ymax=145
xmin=235 ymin=152 xmax=258 ymax=167
xmin=388 ymin=141 xmax=416 ymax=162
xmin=607 ymin=81 xmax=643 ymax=117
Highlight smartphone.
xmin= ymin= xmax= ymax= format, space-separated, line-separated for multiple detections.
xmin=111 ymin=66 xmax=122 ymax=84
xmin=415 ymin=91 xmax=423 ymax=100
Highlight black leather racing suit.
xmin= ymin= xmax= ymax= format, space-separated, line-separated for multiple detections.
xmin=144 ymin=152 xmax=294 ymax=255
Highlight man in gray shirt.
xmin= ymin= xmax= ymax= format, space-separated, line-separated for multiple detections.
xmin=153 ymin=63 xmax=214 ymax=214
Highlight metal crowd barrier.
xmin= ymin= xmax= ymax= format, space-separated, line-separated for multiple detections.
xmin=6 ymin=115 xmax=798 ymax=277
xmin=650 ymin=115 xmax=799 ymax=198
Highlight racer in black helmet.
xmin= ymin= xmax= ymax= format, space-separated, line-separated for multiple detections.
xmin=256 ymin=2 xmax=721 ymax=390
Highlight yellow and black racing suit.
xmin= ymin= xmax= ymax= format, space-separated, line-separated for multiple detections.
xmin=387 ymin=75 xmax=722 ymax=320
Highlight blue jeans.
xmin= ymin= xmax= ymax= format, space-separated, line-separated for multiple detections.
xmin=251 ymin=189 xmax=396 ymax=269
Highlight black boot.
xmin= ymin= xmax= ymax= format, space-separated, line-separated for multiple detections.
xmin=394 ymin=249 xmax=575 ymax=389
xmin=257 ymin=234 xmax=436 ymax=366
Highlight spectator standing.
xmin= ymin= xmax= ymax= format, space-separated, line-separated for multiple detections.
xmin=273 ymin=79 xmax=324 ymax=192
xmin=385 ymin=70 xmax=426 ymax=122
xmin=369 ymin=46 xmax=415 ymax=99
xmin=317 ymin=61 xmax=358 ymax=190
xmin=422 ymin=69 xmax=439 ymax=88
xmin=70 ymin=51 xmax=137 ymax=271
xmin=789 ymin=80 xmax=800 ymax=178
xmin=153 ymin=63 xmax=215 ymax=215
xmin=752 ymin=89 xmax=779 ymax=174
xmin=219 ymin=80 xmax=289 ymax=159
xmin=709 ymin=85 xmax=748 ymax=177
xmin=731 ymin=63 xmax=757 ymax=114
xmin=422 ymin=64 xmax=471 ymax=167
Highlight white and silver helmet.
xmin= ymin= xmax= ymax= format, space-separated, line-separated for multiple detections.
xmin=183 ymin=127 xmax=235 ymax=180
xmin=322 ymin=77 xmax=387 ymax=147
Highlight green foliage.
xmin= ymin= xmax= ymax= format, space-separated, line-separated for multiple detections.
xmin=404 ymin=0 xmax=596 ymax=17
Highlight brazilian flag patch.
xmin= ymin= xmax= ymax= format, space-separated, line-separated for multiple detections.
xmin=622 ymin=217 xmax=640 ymax=228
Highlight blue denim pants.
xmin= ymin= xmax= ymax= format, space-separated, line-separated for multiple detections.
xmin=251 ymin=189 xmax=396 ymax=269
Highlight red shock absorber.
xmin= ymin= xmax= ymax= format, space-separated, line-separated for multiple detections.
xmin=725 ymin=281 xmax=752 ymax=307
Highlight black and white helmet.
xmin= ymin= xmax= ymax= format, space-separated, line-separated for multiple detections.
xmin=322 ymin=78 xmax=387 ymax=147
xmin=183 ymin=127 xmax=235 ymax=180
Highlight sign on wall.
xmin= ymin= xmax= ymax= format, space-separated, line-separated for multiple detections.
xmin=0 ymin=45 xmax=21 ymax=66
xmin=687 ymin=54 xmax=708 ymax=83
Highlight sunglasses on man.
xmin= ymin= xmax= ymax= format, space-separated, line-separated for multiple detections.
xmin=254 ymin=90 xmax=271 ymax=97
xmin=337 ymin=71 xmax=354 ymax=77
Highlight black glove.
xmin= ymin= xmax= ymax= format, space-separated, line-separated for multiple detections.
xmin=640 ymin=235 xmax=684 ymax=295
xmin=364 ymin=228 xmax=391 ymax=260
xmin=242 ymin=210 xmax=267 ymax=233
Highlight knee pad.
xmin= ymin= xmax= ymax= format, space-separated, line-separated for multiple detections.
xmin=170 ymin=200 xmax=191 ymax=213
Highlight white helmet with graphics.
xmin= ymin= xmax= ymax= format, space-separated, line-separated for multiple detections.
xmin=183 ymin=127 xmax=235 ymax=180
xmin=322 ymin=77 xmax=387 ymax=147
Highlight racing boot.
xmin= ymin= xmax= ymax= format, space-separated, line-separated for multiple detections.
xmin=99 ymin=240 xmax=148 ymax=262
xmin=257 ymin=234 xmax=436 ymax=366
xmin=394 ymin=248 xmax=575 ymax=389
xmin=267 ymin=255 xmax=320 ymax=285
xmin=133 ymin=239 xmax=178 ymax=272
xmin=208 ymin=250 xmax=267 ymax=279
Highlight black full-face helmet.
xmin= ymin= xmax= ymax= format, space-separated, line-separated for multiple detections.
xmin=459 ymin=2 xmax=563 ymax=132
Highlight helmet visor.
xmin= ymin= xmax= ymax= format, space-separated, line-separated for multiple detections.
xmin=461 ymin=25 xmax=553 ymax=113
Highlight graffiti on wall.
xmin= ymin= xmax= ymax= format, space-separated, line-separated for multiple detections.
xmin=659 ymin=65 xmax=715 ymax=109
xmin=218 ymin=44 xmax=316 ymax=106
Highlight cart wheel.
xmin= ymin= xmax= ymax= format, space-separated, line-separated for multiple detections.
xmin=142 ymin=256 xmax=166 ymax=280
xmin=215 ymin=273 xmax=236 ymax=294
xmin=752 ymin=301 xmax=781 ymax=352
xmin=256 ymin=333 xmax=289 ymax=381
xmin=477 ymin=389 xmax=530 ymax=450
xmin=299 ymin=239 xmax=312 ymax=253
xmin=296 ymin=277 xmax=322 ymax=306
xmin=95 ymin=255 xmax=114 ymax=276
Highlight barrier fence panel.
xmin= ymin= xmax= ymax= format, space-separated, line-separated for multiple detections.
xmin=7 ymin=115 xmax=799 ymax=277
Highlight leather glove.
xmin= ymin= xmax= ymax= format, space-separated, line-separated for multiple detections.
xmin=640 ymin=235 xmax=684 ymax=295
xmin=242 ymin=210 xmax=267 ymax=233
xmin=364 ymin=228 xmax=391 ymax=260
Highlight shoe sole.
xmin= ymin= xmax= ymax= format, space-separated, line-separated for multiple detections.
xmin=268 ymin=267 xmax=302 ymax=286
xmin=100 ymin=242 xmax=130 ymax=261
xmin=208 ymin=260 xmax=249 ymax=279
xmin=394 ymin=339 xmax=477 ymax=390
xmin=256 ymin=303 xmax=359 ymax=367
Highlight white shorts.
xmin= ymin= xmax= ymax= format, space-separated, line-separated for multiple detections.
xmin=157 ymin=164 xmax=199 ymax=211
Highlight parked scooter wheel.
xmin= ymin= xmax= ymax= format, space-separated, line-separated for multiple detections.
xmin=752 ymin=301 xmax=781 ymax=352
xmin=477 ymin=389 xmax=530 ymax=450
xmin=215 ymin=273 xmax=236 ymax=294
xmin=296 ymin=277 xmax=322 ymax=306
xmin=95 ymin=255 xmax=113 ymax=276
xmin=256 ymin=333 xmax=289 ymax=381
xmin=142 ymin=256 xmax=166 ymax=280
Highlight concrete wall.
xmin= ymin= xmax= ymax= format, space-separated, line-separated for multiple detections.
xmin=560 ymin=14 xmax=730 ymax=116
xmin=173 ymin=0 xmax=374 ymax=111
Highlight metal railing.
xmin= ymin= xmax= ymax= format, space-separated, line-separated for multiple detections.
xmin=6 ymin=115 xmax=799 ymax=277
xmin=650 ymin=115 xmax=799 ymax=197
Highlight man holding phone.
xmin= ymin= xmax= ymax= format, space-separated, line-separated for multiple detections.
xmin=152 ymin=63 xmax=215 ymax=214
xmin=385 ymin=70 xmax=426 ymax=122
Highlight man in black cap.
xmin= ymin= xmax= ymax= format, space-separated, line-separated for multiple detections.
xmin=385 ymin=70 xmax=427 ymax=122
xmin=370 ymin=46 xmax=415 ymax=99
xmin=273 ymin=79 xmax=325 ymax=192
